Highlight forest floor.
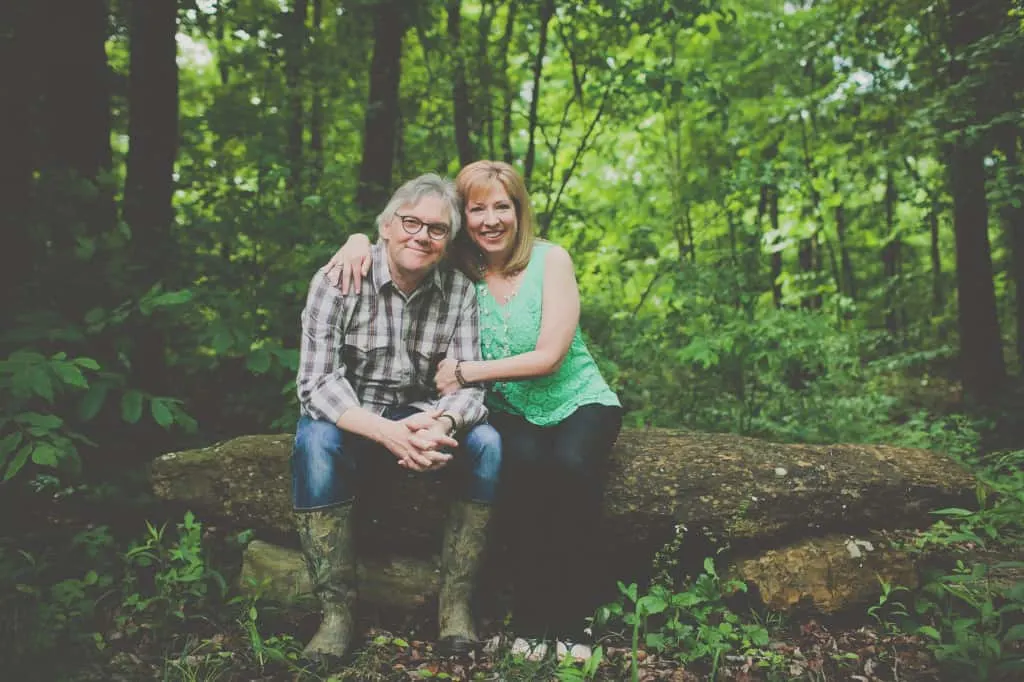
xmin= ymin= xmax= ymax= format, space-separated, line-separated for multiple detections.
xmin=4 ymin=465 xmax=1021 ymax=682
xmin=54 ymin=609 xmax=948 ymax=682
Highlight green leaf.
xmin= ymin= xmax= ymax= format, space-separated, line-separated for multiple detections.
xmin=31 ymin=443 xmax=61 ymax=467
xmin=53 ymin=363 xmax=88 ymax=389
xmin=4 ymin=445 xmax=33 ymax=481
xmin=78 ymin=383 xmax=109 ymax=421
xmin=246 ymin=348 xmax=272 ymax=374
xmin=74 ymin=357 xmax=101 ymax=370
xmin=637 ymin=594 xmax=668 ymax=616
xmin=8 ymin=350 xmax=46 ymax=364
xmin=23 ymin=367 xmax=55 ymax=403
xmin=150 ymin=399 xmax=174 ymax=428
xmin=121 ymin=390 xmax=144 ymax=424
xmin=932 ymin=507 xmax=976 ymax=517
xmin=15 ymin=412 xmax=64 ymax=430
xmin=170 ymin=406 xmax=198 ymax=434
xmin=0 ymin=432 xmax=23 ymax=457
xmin=211 ymin=328 xmax=234 ymax=354
xmin=141 ymin=289 xmax=193 ymax=315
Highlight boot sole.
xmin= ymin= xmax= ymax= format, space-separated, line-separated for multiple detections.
xmin=435 ymin=635 xmax=481 ymax=657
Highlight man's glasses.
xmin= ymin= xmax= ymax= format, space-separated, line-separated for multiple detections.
xmin=395 ymin=214 xmax=450 ymax=241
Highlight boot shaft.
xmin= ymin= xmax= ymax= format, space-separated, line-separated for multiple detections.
xmin=295 ymin=503 xmax=357 ymax=605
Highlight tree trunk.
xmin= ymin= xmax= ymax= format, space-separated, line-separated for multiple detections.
xmin=38 ymin=0 xmax=116 ymax=315
xmin=355 ymin=0 xmax=408 ymax=217
xmin=309 ymin=0 xmax=324 ymax=192
xmin=798 ymin=235 xmax=819 ymax=310
xmin=769 ymin=185 xmax=783 ymax=308
xmin=903 ymin=159 xmax=944 ymax=321
xmin=833 ymin=179 xmax=856 ymax=301
xmin=447 ymin=0 xmax=476 ymax=166
xmin=947 ymin=0 xmax=1006 ymax=404
xmin=124 ymin=0 xmax=179 ymax=394
xmin=882 ymin=167 xmax=902 ymax=335
xmin=1000 ymin=128 xmax=1024 ymax=368
xmin=0 ymin=0 xmax=38 ymax=316
xmin=214 ymin=0 xmax=231 ymax=85
xmin=797 ymin=113 xmax=822 ymax=310
xmin=151 ymin=430 xmax=976 ymax=591
xmin=475 ymin=0 xmax=497 ymax=158
xmin=522 ymin=0 xmax=555 ymax=187
xmin=497 ymin=2 xmax=517 ymax=164
xmin=285 ymin=0 xmax=308 ymax=203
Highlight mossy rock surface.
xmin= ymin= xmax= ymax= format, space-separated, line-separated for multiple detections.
xmin=151 ymin=428 xmax=975 ymax=567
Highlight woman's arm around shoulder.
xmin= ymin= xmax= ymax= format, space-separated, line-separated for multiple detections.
xmin=326 ymin=233 xmax=373 ymax=294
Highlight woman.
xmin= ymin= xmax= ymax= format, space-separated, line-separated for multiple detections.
xmin=329 ymin=160 xmax=622 ymax=640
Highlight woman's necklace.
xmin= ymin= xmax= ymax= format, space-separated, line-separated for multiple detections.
xmin=476 ymin=267 xmax=522 ymax=363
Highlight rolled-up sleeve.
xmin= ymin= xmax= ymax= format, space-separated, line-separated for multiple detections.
xmin=435 ymin=282 xmax=487 ymax=429
xmin=297 ymin=270 xmax=360 ymax=423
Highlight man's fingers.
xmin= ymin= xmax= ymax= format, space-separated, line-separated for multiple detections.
xmin=434 ymin=434 xmax=458 ymax=449
xmin=421 ymin=449 xmax=452 ymax=465
xmin=406 ymin=450 xmax=434 ymax=469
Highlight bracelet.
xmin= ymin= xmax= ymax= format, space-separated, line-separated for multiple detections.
xmin=439 ymin=413 xmax=458 ymax=435
xmin=454 ymin=360 xmax=468 ymax=388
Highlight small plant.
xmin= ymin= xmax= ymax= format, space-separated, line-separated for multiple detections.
xmin=867 ymin=577 xmax=912 ymax=634
xmin=116 ymin=511 xmax=228 ymax=638
xmin=594 ymin=558 xmax=770 ymax=681
xmin=911 ymin=560 xmax=1024 ymax=680
xmin=0 ymin=525 xmax=117 ymax=669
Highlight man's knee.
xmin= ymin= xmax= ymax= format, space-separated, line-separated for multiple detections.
xmin=292 ymin=417 xmax=354 ymax=510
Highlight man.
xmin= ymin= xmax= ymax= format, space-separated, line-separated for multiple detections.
xmin=293 ymin=174 xmax=500 ymax=660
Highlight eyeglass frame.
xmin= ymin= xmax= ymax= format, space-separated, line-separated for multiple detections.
xmin=394 ymin=213 xmax=451 ymax=241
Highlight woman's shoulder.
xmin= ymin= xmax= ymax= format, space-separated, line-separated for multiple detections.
xmin=535 ymin=240 xmax=573 ymax=272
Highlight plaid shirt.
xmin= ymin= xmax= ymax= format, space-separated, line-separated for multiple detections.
xmin=297 ymin=242 xmax=487 ymax=430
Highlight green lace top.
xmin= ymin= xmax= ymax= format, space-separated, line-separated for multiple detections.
xmin=475 ymin=241 xmax=620 ymax=426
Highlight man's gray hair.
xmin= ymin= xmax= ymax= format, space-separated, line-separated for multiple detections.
xmin=376 ymin=173 xmax=462 ymax=237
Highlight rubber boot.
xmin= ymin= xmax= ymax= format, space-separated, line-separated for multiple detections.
xmin=295 ymin=503 xmax=357 ymax=662
xmin=436 ymin=500 xmax=492 ymax=655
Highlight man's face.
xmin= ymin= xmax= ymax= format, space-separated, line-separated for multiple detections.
xmin=380 ymin=195 xmax=451 ymax=288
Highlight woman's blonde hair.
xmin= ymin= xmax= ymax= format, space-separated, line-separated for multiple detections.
xmin=452 ymin=160 xmax=536 ymax=281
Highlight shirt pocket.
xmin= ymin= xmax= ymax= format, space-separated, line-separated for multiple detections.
xmin=343 ymin=341 xmax=396 ymax=388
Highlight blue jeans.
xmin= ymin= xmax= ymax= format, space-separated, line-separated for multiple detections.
xmin=291 ymin=407 xmax=502 ymax=510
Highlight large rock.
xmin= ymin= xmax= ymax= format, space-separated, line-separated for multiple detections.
xmin=151 ymin=428 xmax=975 ymax=610
xmin=239 ymin=532 xmax=922 ymax=616
xmin=240 ymin=540 xmax=438 ymax=608
xmin=731 ymin=533 xmax=919 ymax=612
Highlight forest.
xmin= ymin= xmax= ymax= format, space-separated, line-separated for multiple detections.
xmin=1 ymin=0 xmax=1023 ymax=680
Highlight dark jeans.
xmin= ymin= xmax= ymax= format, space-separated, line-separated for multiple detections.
xmin=490 ymin=403 xmax=623 ymax=637
xmin=291 ymin=406 xmax=502 ymax=510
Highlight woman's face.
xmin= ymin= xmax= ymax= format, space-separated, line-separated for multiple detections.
xmin=464 ymin=183 xmax=518 ymax=260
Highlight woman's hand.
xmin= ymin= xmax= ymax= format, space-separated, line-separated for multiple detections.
xmin=435 ymin=358 xmax=461 ymax=396
xmin=326 ymin=233 xmax=373 ymax=294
